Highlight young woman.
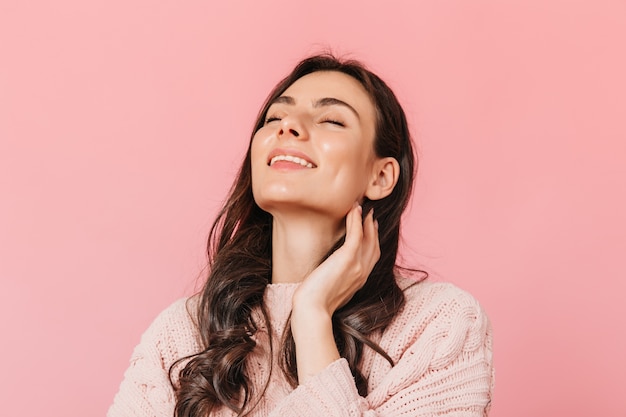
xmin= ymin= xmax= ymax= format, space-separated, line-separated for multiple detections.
xmin=108 ymin=54 xmax=494 ymax=417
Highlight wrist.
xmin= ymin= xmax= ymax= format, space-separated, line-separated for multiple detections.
xmin=290 ymin=306 xmax=340 ymax=383
xmin=291 ymin=303 xmax=333 ymax=334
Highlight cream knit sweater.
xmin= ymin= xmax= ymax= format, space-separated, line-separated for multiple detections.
xmin=108 ymin=278 xmax=494 ymax=416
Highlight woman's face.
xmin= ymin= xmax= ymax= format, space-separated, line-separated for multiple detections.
xmin=251 ymin=70 xmax=379 ymax=221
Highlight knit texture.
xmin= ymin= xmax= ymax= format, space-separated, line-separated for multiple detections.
xmin=108 ymin=278 xmax=494 ymax=416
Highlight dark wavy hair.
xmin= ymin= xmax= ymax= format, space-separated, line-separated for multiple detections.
xmin=170 ymin=53 xmax=423 ymax=417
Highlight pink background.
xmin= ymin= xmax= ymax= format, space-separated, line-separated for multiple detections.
xmin=1 ymin=1 xmax=625 ymax=415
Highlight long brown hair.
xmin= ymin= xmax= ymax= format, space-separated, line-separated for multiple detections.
xmin=171 ymin=53 xmax=422 ymax=416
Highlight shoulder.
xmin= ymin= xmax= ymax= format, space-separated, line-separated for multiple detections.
xmin=397 ymin=276 xmax=489 ymax=323
xmin=108 ymin=298 xmax=201 ymax=417
xmin=384 ymin=277 xmax=492 ymax=364
xmin=364 ymin=279 xmax=494 ymax=411
xmin=401 ymin=277 xmax=487 ymax=313
xmin=142 ymin=297 xmax=197 ymax=338
xmin=134 ymin=296 xmax=202 ymax=369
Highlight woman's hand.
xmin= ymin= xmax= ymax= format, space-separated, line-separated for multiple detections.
xmin=292 ymin=202 xmax=380 ymax=316
xmin=290 ymin=202 xmax=380 ymax=382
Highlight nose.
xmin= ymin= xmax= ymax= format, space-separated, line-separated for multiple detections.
xmin=277 ymin=116 xmax=306 ymax=140
xmin=278 ymin=126 xmax=299 ymax=137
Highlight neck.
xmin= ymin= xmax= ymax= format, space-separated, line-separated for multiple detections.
xmin=270 ymin=212 xmax=344 ymax=284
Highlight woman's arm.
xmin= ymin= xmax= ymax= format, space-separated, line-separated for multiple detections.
xmin=290 ymin=203 xmax=379 ymax=382
xmin=282 ymin=203 xmax=494 ymax=416
xmin=272 ymin=285 xmax=494 ymax=416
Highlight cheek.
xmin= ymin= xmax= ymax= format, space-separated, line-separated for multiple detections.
xmin=250 ymin=132 xmax=268 ymax=168
xmin=320 ymin=137 xmax=371 ymax=174
xmin=250 ymin=130 xmax=261 ymax=153
xmin=250 ymin=134 xmax=265 ymax=188
xmin=251 ymin=127 xmax=276 ymax=153
xmin=250 ymin=130 xmax=278 ymax=202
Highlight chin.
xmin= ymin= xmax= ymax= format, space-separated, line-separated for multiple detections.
xmin=254 ymin=198 xmax=304 ymax=214
xmin=253 ymin=191 xmax=296 ymax=212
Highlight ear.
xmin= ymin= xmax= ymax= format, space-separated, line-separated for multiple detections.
xmin=364 ymin=157 xmax=400 ymax=200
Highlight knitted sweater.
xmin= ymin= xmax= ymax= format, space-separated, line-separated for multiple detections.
xmin=108 ymin=278 xmax=494 ymax=416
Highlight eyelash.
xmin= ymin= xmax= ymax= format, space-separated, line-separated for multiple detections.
xmin=321 ymin=118 xmax=345 ymax=127
xmin=265 ymin=116 xmax=281 ymax=124
xmin=263 ymin=115 xmax=345 ymax=127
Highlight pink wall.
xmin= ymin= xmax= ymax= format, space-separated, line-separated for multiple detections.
xmin=1 ymin=1 xmax=625 ymax=415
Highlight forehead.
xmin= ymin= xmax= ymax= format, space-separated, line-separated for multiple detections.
xmin=281 ymin=71 xmax=376 ymax=117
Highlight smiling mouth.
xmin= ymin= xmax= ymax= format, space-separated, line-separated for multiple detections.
xmin=269 ymin=155 xmax=316 ymax=168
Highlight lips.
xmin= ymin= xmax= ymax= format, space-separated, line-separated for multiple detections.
xmin=270 ymin=155 xmax=314 ymax=168
xmin=267 ymin=148 xmax=317 ymax=168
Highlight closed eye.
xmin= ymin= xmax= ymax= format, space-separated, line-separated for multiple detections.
xmin=321 ymin=119 xmax=345 ymax=127
xmin=265 ymin=116 xmax=282 ymax=125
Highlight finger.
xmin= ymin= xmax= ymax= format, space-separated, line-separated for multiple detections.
xmin=344 ymin=203 xmax=364 ymax=249
xmin=361 ymin=209 xmax=375 ymax=247
xmin=344 ymin=202 xmax=359 ymax=241
xmin=362 ymin=210 xmax=381 ymax=264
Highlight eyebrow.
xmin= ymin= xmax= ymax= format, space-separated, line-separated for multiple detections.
xmin=270 ymin=95 xmax=361 ymax=120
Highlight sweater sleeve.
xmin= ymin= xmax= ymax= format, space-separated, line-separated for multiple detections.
xmin=267 ymin=284 xmax=494 ymax=417
xmin=107 ymin=299 xmax=196 ymax=417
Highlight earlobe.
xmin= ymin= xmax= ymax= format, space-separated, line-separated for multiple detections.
xmin=365 ymin=157 xmax=400 ymax=201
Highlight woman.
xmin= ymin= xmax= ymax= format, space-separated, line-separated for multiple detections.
xmin=108 ymin=54 xmax=494 ymax=417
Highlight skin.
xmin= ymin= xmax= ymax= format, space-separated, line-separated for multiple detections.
xmin=250 ymin=71 xmax=400 ymax=383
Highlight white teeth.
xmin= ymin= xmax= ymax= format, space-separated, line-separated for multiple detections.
xmin=270 ymin=155 xmax=314 ymax=168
